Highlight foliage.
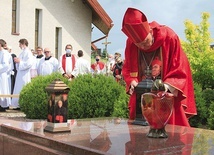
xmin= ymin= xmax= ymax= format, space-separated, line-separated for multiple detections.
xmin=68 ymin=74 xmax=129 ymax=118
xmin=101 ymin=49 xmax=108 ymax=59
xmin=182 ymin=12 xmax=214 ymax=90
xmin=111 ymin=91 xmax=129 ymax=118
xmin=189 ymin=83 xmax=207 ymax=128
xmin=19 ymin=73 xmax=129 ymax=119
xmin=203 ymin=89 xmax=214 ymax=129
xmin=189 ymin=84 xmax=214 ymax=128
xmin=208 ymin=101 xmax=214 ymax=130
xmin=182 ymin=12 xmax=214 ymax=129
xmin=202 ymin=89 xmax=214 ymax=104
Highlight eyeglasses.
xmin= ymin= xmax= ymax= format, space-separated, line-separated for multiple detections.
xmin=44 ymin=51 xmax=50 ymax=54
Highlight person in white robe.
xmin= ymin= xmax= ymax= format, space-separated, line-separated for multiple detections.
xmin=4 ymin=45 xmax=14 ymax=96
xmin=11 ymin=39 xmax=34 ymax=109
xmin=58 ymin=44 xmax=77 ymax=80
xmin=106 ymin=54 xmax=115 ymax=76
xmin=37 ymin=47 xmax=58 ymax=76
xmin=71 ymin=50 xmax=90 ymax=77
xmin=30 ymin=47 xmax=44 ymax=78
xmin=35 ymin=46 xmax=44 ymax=68
xmin=0 ymin=39 xmax=13 ymax=111
xmin=7 ymin=46 xmax=17 ymax=94
xmin=30 ymin=55 xmax=38 ymax=78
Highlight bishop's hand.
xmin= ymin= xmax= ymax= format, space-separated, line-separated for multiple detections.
xmin=129 ymin=80 xmax=138 ymax=95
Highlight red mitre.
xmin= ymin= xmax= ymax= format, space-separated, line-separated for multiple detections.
xmin=152 ymin=57 xmax=162 ymax=66
xmin=121 ymin=7 xmax=150 ymax=43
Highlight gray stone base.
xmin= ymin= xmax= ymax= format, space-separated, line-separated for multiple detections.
xmin=44 ymin=122 xmax=71 ymax=133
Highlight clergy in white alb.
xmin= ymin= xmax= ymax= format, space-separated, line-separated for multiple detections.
xmin=30 ymin=55 xmax=38 ymax=78
xmin=0 ymin=39 xmax=13 ymax=109
xmin=37 ymin=48 xmax=59 ymax=76
xmin=35 ymin=47 xmax=44 ymax=68
xmin=106 ymin=54 xmax=115 ymax=76
xmin=11 ymin=39 xmax=34 ymax=108
xmin=71 ymin=50 xmax=90 ymax=77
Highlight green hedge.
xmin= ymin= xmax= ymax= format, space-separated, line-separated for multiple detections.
xmin=68 ymin=74 xmax=129 ymax=118
xmin=208 ymin=101 xmax=214 ymax=129
xmin=189 ymin=83 xmax=214 ymax=129
xmin=19 ymin=73 xmax=129 ymax=119
xmin=189 ymin=83 xmax=207 ymax=127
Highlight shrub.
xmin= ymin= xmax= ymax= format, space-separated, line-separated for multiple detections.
xmin=204 ymin=89 xmax=214 ymax=129
xmin=202 ymin=89 xmax=214 ymax=106
xmin=19 ymin=73 xmax=129 ymax=119
xmin=208 ymin=101 xmax=214 ymax=129
xmin=112 ymin=94 xmax=129 ymax=118
xmin=68 ymin=74 xmax=129 ymax=119
xmin=189 ymin=83 xmax=207 ymax=128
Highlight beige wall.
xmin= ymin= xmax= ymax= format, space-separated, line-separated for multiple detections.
xmin=0 ymin=0 xmax=92 ymax=61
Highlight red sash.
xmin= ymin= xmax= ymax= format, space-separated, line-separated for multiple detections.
xmin=62 ymin=54 xmax=76 ymax=72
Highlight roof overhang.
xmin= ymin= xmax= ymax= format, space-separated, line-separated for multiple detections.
xmin=83 ymin=0 xmax=114 ymax=35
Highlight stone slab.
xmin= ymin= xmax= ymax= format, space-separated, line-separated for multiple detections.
xmin=0 ymin=117 xmax=214 ymax=155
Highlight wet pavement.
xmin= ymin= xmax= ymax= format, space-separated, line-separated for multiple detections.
xmin=0 ymin=109 xmax=26 ymax=118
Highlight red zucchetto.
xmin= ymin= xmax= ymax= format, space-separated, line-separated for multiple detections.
xmin=152 ymin=57 xmax=162 ymax=67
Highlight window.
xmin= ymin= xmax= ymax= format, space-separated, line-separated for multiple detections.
xmin=35 ymin=9 xmax=39 ymax=49
xmin=11 ymin=0 xmax=19 ymax=34
xmin=35 ymin=9 xmax=42 ymax=50
xmin=55 ymin=27 xmax=62 ymax=59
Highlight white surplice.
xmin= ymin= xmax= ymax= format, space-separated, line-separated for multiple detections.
xmin=37 ymin=56 xmax=59 ymax=76
xmin=11 ymin=47 xmax=34 ymax=108
xmin=30 ymin=56 xmax=38 ymax=78
xmin=71 ymin=57 xmax=90 ymax=77
xmin=0 ymin=49 xmax=13 ymax=108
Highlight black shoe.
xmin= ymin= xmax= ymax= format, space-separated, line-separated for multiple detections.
xmin=0 ymin=106 xmax=6 ymax=112
xmin=13 ymin=107 xmax=20 ymax=110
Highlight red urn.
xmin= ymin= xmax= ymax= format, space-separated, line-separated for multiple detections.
xmin=141 ymin=92 xmax=174 ymax=138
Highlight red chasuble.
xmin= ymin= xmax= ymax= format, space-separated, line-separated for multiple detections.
xmin=122 ymin=21 xmax=197 ymax=127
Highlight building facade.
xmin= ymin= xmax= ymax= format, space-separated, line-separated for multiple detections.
xmin=0 ymin=0 xmax=113 ymax=61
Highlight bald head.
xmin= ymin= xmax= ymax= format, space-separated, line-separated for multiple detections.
xmin=44 ymin=48 xmax=51 ymax=58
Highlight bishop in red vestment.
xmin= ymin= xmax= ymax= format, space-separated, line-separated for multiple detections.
xmin=121 ymin=8 xmax=197 ymax=127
